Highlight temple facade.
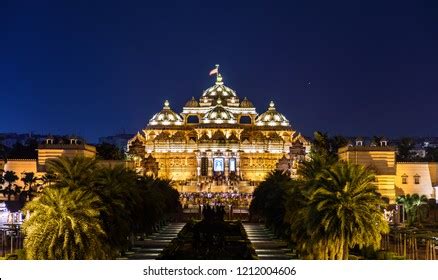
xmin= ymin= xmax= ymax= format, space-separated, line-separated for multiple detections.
xmin=127 ymin=71 xmax=308 ymax=192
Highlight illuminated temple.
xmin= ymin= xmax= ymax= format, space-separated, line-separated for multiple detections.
xmin=127 ymin=70 xmax=309 ymax=192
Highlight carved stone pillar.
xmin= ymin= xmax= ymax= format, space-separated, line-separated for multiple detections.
xmin=208 ymin=152 xmax=213 ymax=177
xmin=196 ymin=153 xmax=201 ymax=177
xmin=224 ymin=153 xmax=229 ymax=178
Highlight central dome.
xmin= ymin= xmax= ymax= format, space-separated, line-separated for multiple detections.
xmin=201 ymin=74 xmax=239 ymax=103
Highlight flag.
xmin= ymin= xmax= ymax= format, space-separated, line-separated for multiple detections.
xmin=209 ymin=67 xmax=218 ymax=76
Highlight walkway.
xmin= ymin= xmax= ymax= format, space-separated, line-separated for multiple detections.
xmin=243 ymin=223 xmax=295 ymax=260
xmin=120 ymin=222 xmax=185 ymax=260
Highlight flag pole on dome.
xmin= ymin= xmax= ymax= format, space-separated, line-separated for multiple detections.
xmin=209 ymin=64 xmax=220 ymax=77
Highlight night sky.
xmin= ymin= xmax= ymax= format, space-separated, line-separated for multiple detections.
xmin=1 ymin=0 xmax=437 ymax=142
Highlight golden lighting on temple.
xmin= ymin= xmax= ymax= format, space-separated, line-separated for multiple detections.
xmin=127 ymin=67 xmax=308 ymax=193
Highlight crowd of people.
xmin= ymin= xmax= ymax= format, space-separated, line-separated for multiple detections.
xmin=180 ymin=192 xmax=252 ymax=209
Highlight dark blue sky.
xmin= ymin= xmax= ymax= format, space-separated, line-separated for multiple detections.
xmin=1 ymin=0 xmax=437 ymax=142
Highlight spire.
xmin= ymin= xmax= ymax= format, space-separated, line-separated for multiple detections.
xmin=163 ymin=100 xmax=170 ymax=109
xmin=215 ymin=73 xmax=223 ymax=85
xmin=209 ymin=64 xmax=223 ymax=85
xmin=269 ymin=101 xmax=276 ymax=110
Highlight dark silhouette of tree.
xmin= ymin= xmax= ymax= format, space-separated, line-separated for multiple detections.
xmin=397 ymin=137 xmax=415 ymax=161
xmin=8 ymin=138 xmax=38 ymax=159
xmin=250 ymin=170 xmax=296 ymax=238
xmin=3 ymin=170 xmax=18 ymax=201
xmin=21 ymin=172 xmax=39 ymax=202
xmin=96 ymin=142 xmax=125 ymax=160
xmin=312 ymin=131 xmax=348 ymax=162
xmin=425 ymin=147 xmax=438 ymax=162
xmin=0 ymin=137 xmax=7 ymax=162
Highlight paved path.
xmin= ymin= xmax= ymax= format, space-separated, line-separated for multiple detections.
xmin=243 ymin=223 xmax=294 ymax=260
xmin=120 ymin=223 xmax=185 ymax=260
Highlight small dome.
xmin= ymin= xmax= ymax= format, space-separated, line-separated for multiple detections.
xmin=255 ymin=101 xmax=290 ymax=127
xmin=185 ymin=96 xmax=199 ymax=107
xmin=148 ymin=100 xmax=183 ymax=126
xmin=240 ymin=97 xmax=254 ymax=108
xmin=202 ymin=100 xmax=236 ymax=124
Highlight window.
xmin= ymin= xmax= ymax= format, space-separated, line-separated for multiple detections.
xmin=200 ymin=157 xmax=208 ymax=176
xmin=229 ymin=158 xmax=236 ymax=172
xmin=239 ymin=116 xmax=252 ymax=124
xmin=414 ymin=174 xmax=420 ymax=184
xmin=187 ymin=115 xmax=199 ymax=124
xmin=213 ymin=157 xmax=224 ymax=172
xmin=402 ymin=174 xmax=408 ymax=184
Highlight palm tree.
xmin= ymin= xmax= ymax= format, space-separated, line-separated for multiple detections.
xmin=311 ymin=132 xmax=348 ymax=162
xmin=22 ymin=187 xmax=110 ymax=259
xmin=250 ymin=170 xmax=295 ymax=237
xmin=3 ymin=170 xmax=19 ymax=201
xmin=291 ymin=161 xmax=389 ymax=259
xmin=396 ymin=194 xmax=428 ymax=226
xmin=312 ymin=131 xmax=331 ymax=158
xmin=21 ymin=172 xmax=39 ymax=201
xmin=39 ymin=171 xmax=56 ymax=189
xmin=94 ymin=165 xmax=141 ymax=251
xmin=298 ymin=152 xmax=336 ymax=182
xmin=0 ymin=169 xmax=4 ymax=190
xmin=45 ymin=156 xmax=97 ymax=190
xmin=135 ymin=176 xmax=181 ymax=234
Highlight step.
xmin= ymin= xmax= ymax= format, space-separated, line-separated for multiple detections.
xmin=255 ymin=248 xmax=291 ymax=253
xmin=258 ymin=254 xmax=292 ymax=260
xmin=130 ymin=247 xmax=163 ymax=252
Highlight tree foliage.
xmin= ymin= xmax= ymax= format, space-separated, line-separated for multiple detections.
xmin=397 ymin=137 xmax=416 ymax=162
xmin=2 ymin=170 xmax=19 ymax=201
xmin=96 ymin=142 xmax=125 ymax=160
xmin=396 ymin=194 xmax=428 ymax=226
xmin=23 ymin=155 xmax=181 ymax=259
xmin=290 ymin=162 xmax=389 ymax=259
xmin=250 ymin=170 xmax=296 ymax=238
xmin=311 ymin=131 xmax=348 ymax=162
xmin=250 ymin=150 xmax=389 ymax=259
xmin=22 ymin=187 xmax=110 ymax=260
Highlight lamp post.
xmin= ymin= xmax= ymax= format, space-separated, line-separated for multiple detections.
xmin=200 ymin=204 xmax=203 ymax=220
xmin=228 ymin=204 xmax=232 ymax=220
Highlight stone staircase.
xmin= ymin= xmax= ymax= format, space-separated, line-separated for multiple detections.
xmin=119 ymin=223 xmax=185 ymax=260
xmin=243 ymin=223 xmax=294 ymax=260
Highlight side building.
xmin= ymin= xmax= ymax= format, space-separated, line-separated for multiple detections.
xmin=339 ymin=139 xmax=438 ymax=203
xmin=338 ymin=140 xmax=397 ymax=202
xmin=1 ymin=137 xmax=96 ymax=192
